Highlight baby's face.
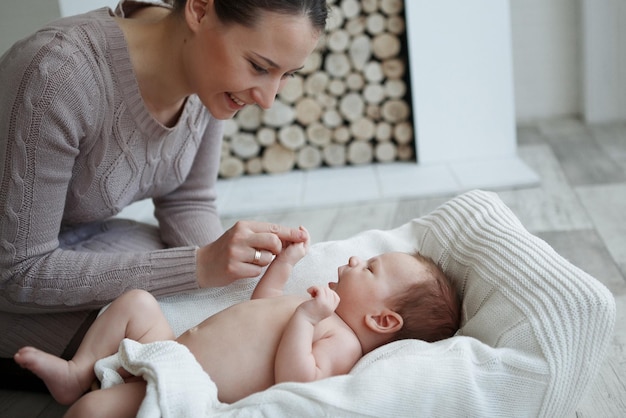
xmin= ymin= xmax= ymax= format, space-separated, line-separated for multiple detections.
xmin=330 ymin=252 xmax=425 ymax=313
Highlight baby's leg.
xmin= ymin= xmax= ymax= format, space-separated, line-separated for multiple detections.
xmin=14 ymin=289 xmax=173 ymax=405
xmin=64 ymin=380 xmax=146 ymax=418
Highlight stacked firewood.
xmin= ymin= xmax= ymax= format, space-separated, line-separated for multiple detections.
xmin=219 ymin=0 xmax=413 ymax=178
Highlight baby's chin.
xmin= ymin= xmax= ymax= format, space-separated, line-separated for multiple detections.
xmin=328 ymin=282 xmax=337 ymax=290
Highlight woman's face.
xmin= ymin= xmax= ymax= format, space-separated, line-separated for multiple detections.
xmin=184 ymin=8 xmax=320 ymax=119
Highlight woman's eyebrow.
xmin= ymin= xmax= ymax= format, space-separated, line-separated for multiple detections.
xmin=251 ymin=52 xmax=304 ymax=72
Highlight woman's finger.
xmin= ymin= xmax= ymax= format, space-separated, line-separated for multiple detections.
xmin=246 ymin=232 xmax=283 ymax=255
xmin=246 ymin=248 xmax=272 ymax=266
xmin=245 ymin=221 xmax=308 ymax=244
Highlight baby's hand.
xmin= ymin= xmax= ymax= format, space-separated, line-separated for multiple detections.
xmin=297 ymin=285 xmax=340 ymax=324
xmin=275 ymin=226 xmax=310 ymax=265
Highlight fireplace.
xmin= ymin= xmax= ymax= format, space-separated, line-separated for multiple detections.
xmin=213 ymin=0 xmax=539 ymax=215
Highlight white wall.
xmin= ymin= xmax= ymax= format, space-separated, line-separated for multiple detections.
xmin=0 ymin=0 xmax=60 ymax=55
xmin=0 ymin=1 xmax=119 ymax=56
xmin=58 ymin=0 xmax=119 ymax=17
xmin=581 ymin=0 xmax=626 ymax=123
xmin=509 ymin=0 xmax=581 ymax=123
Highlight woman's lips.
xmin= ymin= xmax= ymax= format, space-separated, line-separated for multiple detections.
xmin=228 ymin=92 xmax=245 ymax=107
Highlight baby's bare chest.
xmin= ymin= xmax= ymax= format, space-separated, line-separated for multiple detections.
xmin=175 ymin=295 xmax=312 ymax=402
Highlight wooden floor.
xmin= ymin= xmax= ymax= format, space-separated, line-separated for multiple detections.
xmin=2 ymin=118 xmax=625 ymax=417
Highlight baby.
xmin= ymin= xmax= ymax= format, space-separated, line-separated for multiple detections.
xmin=15 ymin=229 xmax=460 ymax=417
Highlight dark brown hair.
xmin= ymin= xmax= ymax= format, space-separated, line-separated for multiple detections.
xmin=172 ymin=0 xmax=328 ymax=33
xmin=389 ymin=253 xmax=461 ymax=343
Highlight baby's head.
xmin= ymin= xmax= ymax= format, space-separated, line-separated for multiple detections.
xmin=331 ymin=251 xmax=460 ymax=351
xmin=387 ymin=252 xmax=460 ymax=343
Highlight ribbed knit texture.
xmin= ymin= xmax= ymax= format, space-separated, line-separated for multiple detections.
xmin=0 ymin=4 xmax=224 ymax=356
xmin=154 ymin=190 xmax=614 ymax=417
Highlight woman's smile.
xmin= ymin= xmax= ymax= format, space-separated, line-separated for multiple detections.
xmin=227 ymin=92 xmax=245 ymax=107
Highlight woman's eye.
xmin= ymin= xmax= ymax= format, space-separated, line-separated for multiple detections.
xmin=282 ymin=72 xmax=296 ymax=80
xmin=250 ymin=61 xmax=267 ymax=74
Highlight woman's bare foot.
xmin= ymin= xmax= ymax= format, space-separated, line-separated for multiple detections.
xmin=14 ymin=347 xmax=89 ymax=405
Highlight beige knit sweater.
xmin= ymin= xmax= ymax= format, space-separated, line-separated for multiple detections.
xmin=0 ymin=6 xmax=224 ymax=356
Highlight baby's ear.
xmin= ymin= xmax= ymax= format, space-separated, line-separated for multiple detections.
xmin=186 ymin=0 xmax=210 ymax=27
xmin=365 ymin=309 xmax=403 ymax=335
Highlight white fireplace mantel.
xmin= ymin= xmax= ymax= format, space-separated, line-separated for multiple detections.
xmin=405 ymin=1 xmax=538 ymax=177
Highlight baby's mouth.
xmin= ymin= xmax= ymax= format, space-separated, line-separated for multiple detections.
xmin=228 ymin=93 xmax=245 ymax=106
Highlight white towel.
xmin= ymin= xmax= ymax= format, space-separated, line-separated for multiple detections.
xmin=95 ymin=338 xmax=223 ymax=417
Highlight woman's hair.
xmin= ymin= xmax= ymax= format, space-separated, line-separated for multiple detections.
xmin=389 ymin=253 xmax=461 ymax=343
xmin=172 ymin=0 xmax=328 ymax=33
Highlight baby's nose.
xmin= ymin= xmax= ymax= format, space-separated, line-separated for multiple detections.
xmin=348 ymin=256 xmax=360 ymax=267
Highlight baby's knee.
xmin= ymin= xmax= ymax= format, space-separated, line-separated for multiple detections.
xmin=129 ymin=288 xmax=159 ymax=306
xmin=118 ymin=289 xmax=160 ymax=314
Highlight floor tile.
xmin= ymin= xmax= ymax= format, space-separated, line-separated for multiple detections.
xmin=516 ymin=125 xmax=546 ymax=145
xmin=221 ymin=206 xmax=342 ymax=245
xmin=215 ymin=157 xmax=541 ymax=217
xmin=0 ymin=390 xmax=61 ymax=418
xmin=576 ymin=184 xmax=626 ymax=279
xmin=392 ymin=195 xmax=454 ymax=226
xmin=376 ymin=162 xmax=458 ymax=198
xmin=590 ymin=122 xmax=626 ymax=162
xmin=536 ymin=117 xmax=588 ymax=138
xmin=450 ymin=155 xmax=540 ymax=190
xmin=574 ymin=346 xmax=626 ymax=418
xmin=497 ymin=144 xmax=594 ymax=232
xmin=301 ymin=165 xmax=379 ymax=207
xmin=220 ymin=171 xmax=304 ymax=216
xmin=535 ymin=229 xmax=626 ymax=295
xmin=546 ymin=132 xmax=626 ymax=186
xmin=321 ymin=200 xmax=399 ymax=241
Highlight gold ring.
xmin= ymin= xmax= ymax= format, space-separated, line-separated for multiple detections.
xmin=253 ymin=249 xmax=262 ymax=264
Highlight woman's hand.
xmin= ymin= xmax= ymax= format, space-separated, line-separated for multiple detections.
xmin=195 ymin=221 xmax=308 ymax=288
xmin=273 ymin=226 xmax=310 ymax=266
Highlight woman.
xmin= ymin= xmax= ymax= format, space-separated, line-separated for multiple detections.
xmin=0 ymin=0 xmax=327 ymax=388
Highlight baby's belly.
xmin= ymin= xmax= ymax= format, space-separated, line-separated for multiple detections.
xmin=175 ymin=295 xmax=306 ymax=403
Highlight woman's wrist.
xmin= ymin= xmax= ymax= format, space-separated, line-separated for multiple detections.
xmin=195 ymin=245 xmax=212 ymax=288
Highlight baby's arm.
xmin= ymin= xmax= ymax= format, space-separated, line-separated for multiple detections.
xmin=251 ymin=227 xmax=309 ymax=299
xmin=274 ymin=286 xmax=361 ymax=383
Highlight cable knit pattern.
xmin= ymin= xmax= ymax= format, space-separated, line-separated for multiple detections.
xmin=0 ymin=4 xmax=224 ymax=356
xmin=152 ymin=190 xmax=614 ymax=417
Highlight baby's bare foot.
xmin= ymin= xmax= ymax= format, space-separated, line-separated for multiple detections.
xmin=14 ymin=347 xmax=87 ymax=405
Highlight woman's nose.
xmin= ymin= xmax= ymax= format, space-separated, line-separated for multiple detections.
xmin=252 ymin=78 xmax=283 ymax=110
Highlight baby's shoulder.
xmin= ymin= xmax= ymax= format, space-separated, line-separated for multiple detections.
xmin=319 ymin=315 xmax=360 ymax=346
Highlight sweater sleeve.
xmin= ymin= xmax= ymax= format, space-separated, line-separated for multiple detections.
xmin=153 ymin=114 xmax=225 ymax=248
xmin=0 ymin=29 xmax=198 ymax=314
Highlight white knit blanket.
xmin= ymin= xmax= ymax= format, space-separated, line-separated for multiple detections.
xmin=95 ymin=339 xmax=222 ymax=417
xmin=97 ymin=190 xmax=615 ymax=417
